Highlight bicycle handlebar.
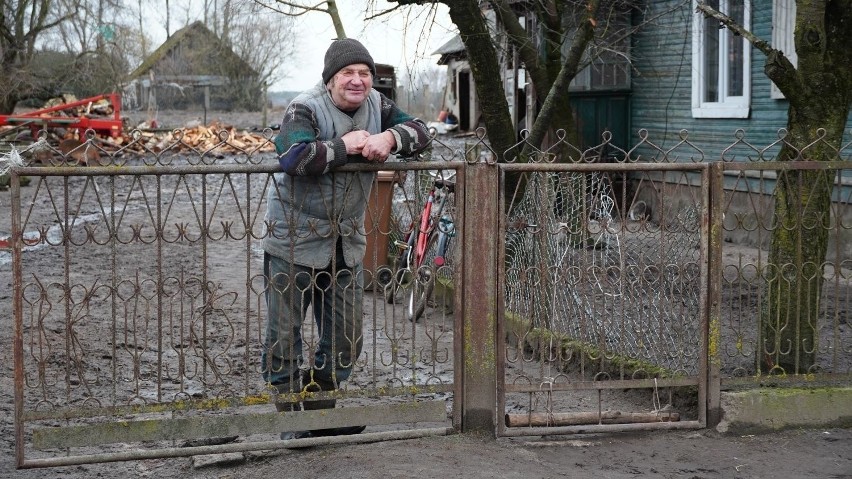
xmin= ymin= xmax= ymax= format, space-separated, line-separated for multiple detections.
xmin=434 ymin=179 xmax=455 ymax=193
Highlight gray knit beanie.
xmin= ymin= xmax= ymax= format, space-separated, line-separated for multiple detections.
xmin=322 ymin=38 xmax=376 ymax=85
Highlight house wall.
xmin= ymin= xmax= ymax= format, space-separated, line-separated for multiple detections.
xmin=629 ymin=0 xmax=852 ymax=158
xmin=441 ymin=59 xmax=479 ymax=133
xmin=628 ymin=0 xmax=851 ymax=256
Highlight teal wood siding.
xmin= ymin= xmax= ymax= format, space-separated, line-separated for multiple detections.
xmin=629 ymin=0 xmax=852 ymax=161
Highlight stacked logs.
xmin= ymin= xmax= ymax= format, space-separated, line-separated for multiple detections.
xmin=2 ymin=121 xmax=276 ymax=165
xmin=100 ymin=122 xmax=275 ymax=155
xmin=110 ymin=122 xmax=276 ymax=155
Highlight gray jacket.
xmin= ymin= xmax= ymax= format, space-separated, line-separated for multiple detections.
xmin=263 ymin=84 xmax=381 ymax=268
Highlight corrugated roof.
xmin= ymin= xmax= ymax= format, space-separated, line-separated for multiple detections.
xmin=433 ymin=35 xmax=465 ymax=55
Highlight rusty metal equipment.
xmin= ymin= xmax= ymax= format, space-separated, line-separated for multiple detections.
xmin=0 ymin=93 xmax=123 ymax=139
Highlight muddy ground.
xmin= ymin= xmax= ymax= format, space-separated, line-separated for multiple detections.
xmin=1 ymin=109 xmax=850 ymax=478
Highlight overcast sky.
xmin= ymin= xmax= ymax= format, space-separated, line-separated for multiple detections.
xmin=276 ymin=2 xmax=456 ymax=92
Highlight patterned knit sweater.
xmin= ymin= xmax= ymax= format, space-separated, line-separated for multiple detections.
xmin=264 ymin=83 xmax=429 ymax=268
xmin=274 ymin=84 xmax=429 ymax=175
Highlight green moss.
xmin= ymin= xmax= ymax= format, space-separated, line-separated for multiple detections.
xmin=504 ymin=311 xmax=676 ymax=378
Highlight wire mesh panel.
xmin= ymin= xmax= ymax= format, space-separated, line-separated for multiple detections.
xmin=501 ymin=163 xmax=708 ymax=435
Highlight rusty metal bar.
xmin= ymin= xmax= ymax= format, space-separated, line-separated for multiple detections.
xmin=498 ymin=162 xmax=708 ymax=173
xmin=13 ymin=161 xmax=464 ymax=178
xmin=20 ymin=427 xmax=453 ymax=469
xmin=720 ymin=160 xmax=852 ymax=172
xmin=495 ymin=164 xmax=508 ymax=437
xmin=452 ymin=164 xmax=466 ymax=432
xmin=721 ymin=373 xmax=852 ymax=387
xmin=11 ymin=168 xmax=24 ymax=469
xmin=460 ymin=161 xmax=499 ymax=434
xmin=503 ymin=377 xmax=699 ymax=393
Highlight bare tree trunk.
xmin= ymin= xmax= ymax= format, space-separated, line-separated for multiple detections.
xmin=442 ymin=0 xmax=516 ymax=158
xmin=326 ymin=1 xmax=347 ymax=39
xmin=138 ymin=0 xmax=149 ymax=57
xmin=523 ymin=0 xmax=600 ymax=154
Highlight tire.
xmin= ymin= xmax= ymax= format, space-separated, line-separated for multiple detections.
xmin=383 ymin=267 xmax=407 ymax=304
xmin=406 ymin=265 xmax=436 ymax=323
xmin=406 ymin=231 xmax=440 ymax=322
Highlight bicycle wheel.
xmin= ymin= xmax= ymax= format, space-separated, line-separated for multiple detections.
xmin=382 ymin=264 xmax=408 ymax=304
xmin=405 ymin=231 xmax=440 ymax=322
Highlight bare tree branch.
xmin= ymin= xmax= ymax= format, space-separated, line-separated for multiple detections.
xmin=269 ymin=0 xmax=329 ymax=14
xmin=524 ymin=0 xmax=601 ymax=152
xmin=256 ymin=0 xmax=346 ymax=38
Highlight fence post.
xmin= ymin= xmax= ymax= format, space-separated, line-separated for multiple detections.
xmin=10 ymin=168 xmax=24 ymax=467
xmin=706 ymin=161 xmax=724 ymax=427
xmin=459 ymin=160 xmax=499 ymax=435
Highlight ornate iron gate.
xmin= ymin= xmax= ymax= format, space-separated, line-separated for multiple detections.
xmin=8 ymin=152 xmax=459 ymax=468
xmin=496 ymin=162 xmax=710 ymax=436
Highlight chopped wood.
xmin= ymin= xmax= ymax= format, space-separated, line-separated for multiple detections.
xmin=8 ymin=119 xmax=275 ymax=163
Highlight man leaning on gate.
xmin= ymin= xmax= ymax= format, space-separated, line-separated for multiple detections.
xmin=261 ymin=38 xmax=430 ymax=440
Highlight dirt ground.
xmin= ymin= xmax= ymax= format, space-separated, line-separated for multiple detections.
xmin=1 ymin=109 xmax=850 ymax=478
xmin=0 ymin=427 xmax=848 ymax=478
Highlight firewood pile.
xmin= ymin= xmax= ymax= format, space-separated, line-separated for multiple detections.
xmin=1 ymin=124 xmax=276 ymax=166
xmin=103 ymin=121 xmax=276 ymax=156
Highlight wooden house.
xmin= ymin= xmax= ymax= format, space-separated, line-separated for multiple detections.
xmin=125 ymin=21 xmax=260 ymax=112
xmin=434 ymin=34 xmax=480 ymax=133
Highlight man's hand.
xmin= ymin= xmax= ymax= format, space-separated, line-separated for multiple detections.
xmin=360 ymin=131 xmax=396 ymax=162
xmin=341 ymin=130 xmax=371 ymax=155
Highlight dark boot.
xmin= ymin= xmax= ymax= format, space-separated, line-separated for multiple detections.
xmin=301 ymin=371 xmax=366 ymax=437
xmin=301 ymin=372 xmax=337 ymax=411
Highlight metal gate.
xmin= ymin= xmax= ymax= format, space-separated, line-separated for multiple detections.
xmin=20 ymin=133 xmax=839 ymax=464
xmin=495 ymin=162 xmax=709 ymax=436
xmin=7 ymin=146 xmax=460 ymax=468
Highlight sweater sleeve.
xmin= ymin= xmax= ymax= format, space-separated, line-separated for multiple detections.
xmin=379 ymin=94 xmax=431 ymax=158
xmin=273 ymin=102 xmax=348 ymax=176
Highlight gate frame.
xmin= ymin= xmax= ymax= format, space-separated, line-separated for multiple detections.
xmin=9 ymin=161 xmax=461 ymax=468
xmin=492 ymin=161 xmax=712 ymax=437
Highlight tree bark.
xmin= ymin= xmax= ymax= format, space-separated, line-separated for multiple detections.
xmin=441 ymin=0 xmax=516 ymax=159
xmin=699 ymin=1 xmax=852 ymax=373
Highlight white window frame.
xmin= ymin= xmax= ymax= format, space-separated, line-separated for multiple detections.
xmin=691 ymin=0 xmax=752 ymax=119
xmin=770 ymin=0 xmax=796 ymax=99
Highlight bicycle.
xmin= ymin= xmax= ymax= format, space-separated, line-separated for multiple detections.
xmin=379 ymin=170 xmax=456 ymax=323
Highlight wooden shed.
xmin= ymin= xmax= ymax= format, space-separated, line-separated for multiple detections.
xmin=125 ymin=21 xmax=260 ymax=113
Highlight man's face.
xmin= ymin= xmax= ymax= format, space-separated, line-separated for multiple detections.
xmin=328 ymin=63 xmax=373 ymax=111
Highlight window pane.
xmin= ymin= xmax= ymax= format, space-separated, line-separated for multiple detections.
xmin=704 ymin=11 xmax=719 ymax=102
xmin=727 ymin=0 xmax=744 ymax=96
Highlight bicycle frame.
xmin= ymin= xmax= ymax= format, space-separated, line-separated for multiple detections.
xmin=405 ymin=178 xmax=454 ymax=270
xmin=384 ymin=172 xmax=455 ymax=322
